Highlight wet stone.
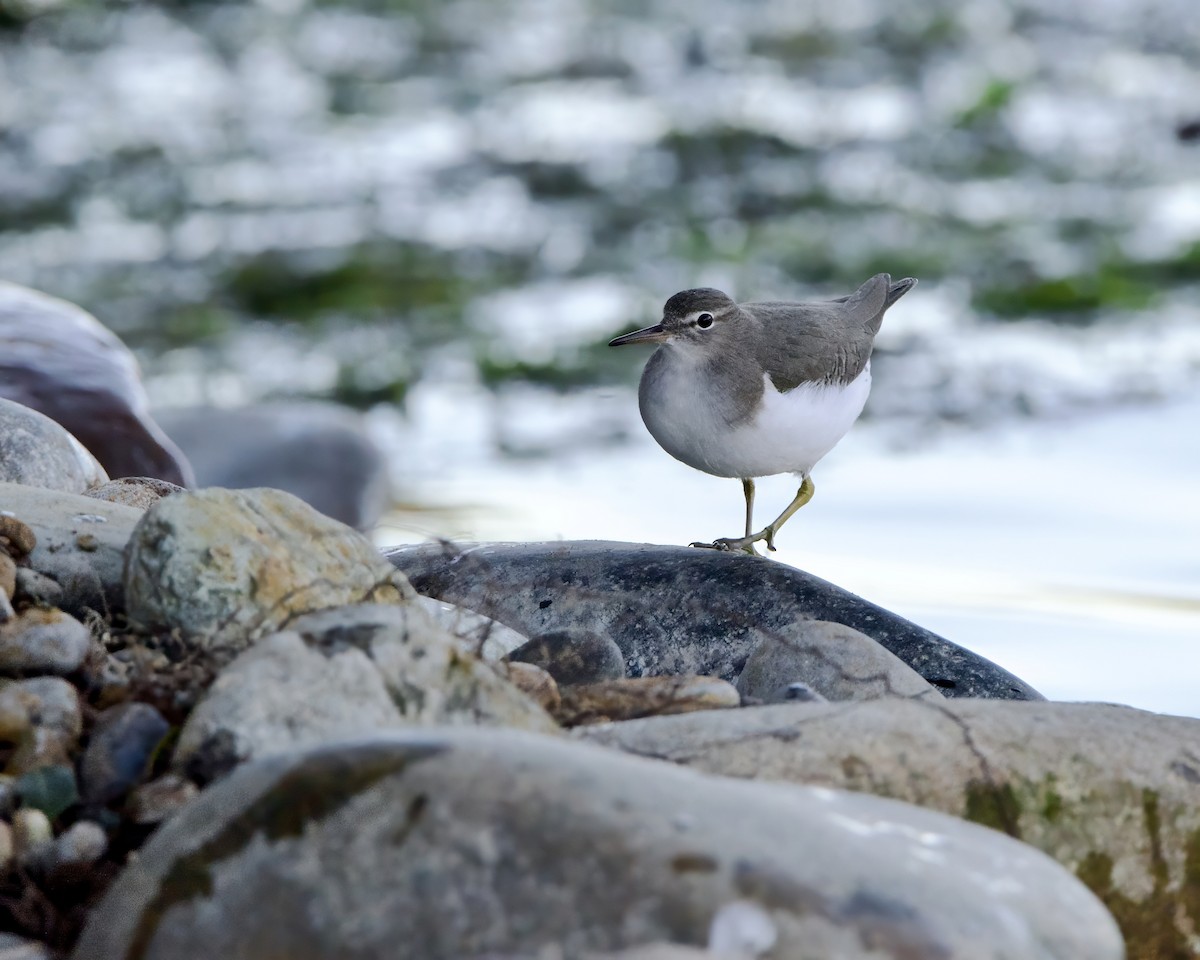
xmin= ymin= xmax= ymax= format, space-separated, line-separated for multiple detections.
xmin=555 ymin=675 xmax=741 ymax=726
xmin=0 ymin=607 xmax=91 ymax=676
xmin=81 ymin=702 xmax=170 ymax=805
xmin=0 ymin=677 xmax=83 ymax=774
xmin=509 ymin=628 xmax=627 ymax=685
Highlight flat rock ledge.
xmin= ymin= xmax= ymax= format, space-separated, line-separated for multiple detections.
xmin=386 ymin=540 xmax=1042 ymax=701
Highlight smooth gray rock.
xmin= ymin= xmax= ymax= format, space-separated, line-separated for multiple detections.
xmin=80 ymin=702 xmax=171 ymax=805
xmin=386 ymin=541 xmax=1042 ymax=701
xmin=0 ymin=607 xmax=91 ymax=676
xmin=124 ymin=487 xmax=414 ymax=654
xmin=417 ymin=595 xmax=530 ymax=661
xmin=157 ymin=403 xmax=389 ymax=529
xmin=0 ymin=282 xmax=192 ymax=486
xmin=509 ymin=628 xmax=627 ymax=685
xmin=736 ymin=619 xmax=943 ymax=703
xmin=12 ymin=569 xmax=63 ymax=608
xmin=579 ymin=698 xmax=1200 ymax=955
xmin=0 ymin=397 xmax=107 ymax=493
xmin=73 ymin=729 xmax=1122 ymax=960
xmin=173 ymin=603 xmax=556 ymax=773
xmin=0 ymin=932 xmax=53 ymax=960
xmin=0 ymin=482 xmax=142 ymax=618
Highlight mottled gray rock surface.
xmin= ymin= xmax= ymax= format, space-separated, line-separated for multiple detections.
xmin=0 ymin=282 xmax=192 ymax=486
xmin=0 ymin=482 xmax=142 ymax=617
xmin=74 ymin=729 xmax=1121 ymax=960
xmin=124 ymin=487 xmax=413 ymax=652
xmin=173 ymin=604 xmax=556 ymax=770
xmin=581 ymin=698 xmax=1200 ymax=956
xmin=157 ymin=403 xmax=388 ymax=529
xmin=0 ymin=398 xmax=106 ymax=493
xmin=386 ymin=541 xmax=1041 ymax=700
xmin=80 ymin=703 xmax=171 ymax=805
xmin=84 ymin=476 xmax=183 ymax=510
xmin=417 ymin=595 xmax=529 ymax=661
xmin=736 ymin=619 xmax=943 ymax=703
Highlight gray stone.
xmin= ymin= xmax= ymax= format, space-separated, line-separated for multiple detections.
xmin=0 ymin=607 xmax=91 ymax=675
xmin=173 ymin=603 xmax=557 ymax=771
xmin=44 ymin=819 xmax=107 ymax=882
xmin=736 ymin=619 xmax=943 ymax=703
xmin=510 ymin=628 xmax=626 ymax=685
xmin=73 ymin=729 xmax=1122 ymax=960
xmin=386 ymin=541 xmax=1041 ymax=700
xmin=125 ymin=774 xmax=200 ymax=825
xmin=0 ymin=482 xmax=142 ymax=618
xmin=0 ymin=281 xmax=192 ymax=486
xmin=12 ymin=569 xmax=63 ymax=608
xmin=124 ymin=487 xmax=414 ymax=654
xmin=0 ymin=932 xmax=52 ymax=960
xmin=0 ymin=677 xmax=82 ymax=774
xmin=81 ymin=702 xmax=171 ymax=805
xmin=84 ymin=476 xmax=183 ymax=510
xmin=580 ymin=699 xmax=1200 ymax=956
xmin=0 ymin=398 xmax=107 ymax=493
xmin=157 ymin=402 xmax=389 ymax=529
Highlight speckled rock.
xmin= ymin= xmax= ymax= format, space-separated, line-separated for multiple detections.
xmin=386 ymin=541 xmax=1041 ymax=700
xmin=11 ymin=569 xmax=63 ymax=608
xmin=417 ymin=595 xmax=530 ymax=661
xmin=0 ymin=483 xmax=142 ymax=618
xmin=125 ymin=774 xmax=199 ymax=825
xmin=124 ymin=487 xmax=415 ymax=654
xmin=580 ymin=699 xmax=1200 ymax=958
xmin=0 ymin=607 xmax=91 ymax=675
xmin=498 ymin=661 xmax=561 ymax=713
xmin=157 ymin=402 xmax=388 ymax=529
xmin=0 ymin=398 xmax=107 ymax=494
xmin=509 ymin=628 xmax=627 ymax=685
xmin=0 ymin=677 xmax=82 ymax=774
xmin=80 ymin=702 xmax=171 ymax=805
xmin=0 ymin=281 xmax=192 ymax=486
xmin=73 ymin=729 xmax=1121 ymax=960
xmin=173 ymin=603 xmax=557 ymax=772
xmin=84 ymin=476 xmax=183 ymax=510
xmin=556 ymin=675 xmax=742 ymax=726
xmin=736 ymin=620 xmax=943 ymax=703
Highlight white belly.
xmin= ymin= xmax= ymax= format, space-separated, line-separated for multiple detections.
xmin=645 ymin=364 xmax=872 ymax=479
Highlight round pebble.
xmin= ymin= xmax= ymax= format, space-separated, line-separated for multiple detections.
xmin=0 ymin=607 xmax=91 ymax=675
xmin=509 ymin=628 xmax=626 ymax=686
xmin=81 ymin=702 xmax=170 ymax=805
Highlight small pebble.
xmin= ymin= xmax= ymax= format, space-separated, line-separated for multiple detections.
xmin=74 ymin=532 xmax=98 ymax=552
xmin=12 ymin=808 xmax=52 ymax=866
xmin=45 ymin=820 xmax=107 ymax=882
xmin=0 ymin=517 xmax=36 ymax=557
xmin=81 ymin=702 xmax=171 ymax=805
xmin=12 ymin=569 xmax=63 ymax=608
xmin=0 ymin=775 xmax=16 ymax=816
xmin=84 ymin=477 xmax=183 ymax=510
xmin=0 ymin=607 xmax=91 ymax=675
xmin=0 ymin=553 xmax=15 ymax=599
xmin=0 ymin=820 xmax=12 ymax=873
xmin=16 ymin=765 xmax=79 ymax=820
xmin=2 ymin=677 xmax=82 ymax=774
xmin=499 ymin=661 xmax=561 ymax=713
xmin=125 ymin=774 xmax=200 ymax=825
xmin=509 ymin=628 xmax=626 ymax=685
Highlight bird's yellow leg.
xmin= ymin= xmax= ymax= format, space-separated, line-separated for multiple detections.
xmin=742 ymin=477 xmax=755 ymax=539
xmin=759 ymin=475 xmax=814 ymax=551
xmin=692 ymin=475 xmax=815 ymax=554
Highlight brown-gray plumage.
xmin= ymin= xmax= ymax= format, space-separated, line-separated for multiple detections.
xmin=609 ymin=273 xmax=916 ymax=553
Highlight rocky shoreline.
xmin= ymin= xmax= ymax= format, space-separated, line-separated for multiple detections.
xmin=0 ymin=284 xmax=1195 ymax=957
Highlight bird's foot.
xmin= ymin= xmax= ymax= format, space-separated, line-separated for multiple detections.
xmin=689 ymin=535 xmax=766 ymax=556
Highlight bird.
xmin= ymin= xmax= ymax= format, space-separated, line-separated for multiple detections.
xmin=609 ymin=273 xmax=916 ymax=554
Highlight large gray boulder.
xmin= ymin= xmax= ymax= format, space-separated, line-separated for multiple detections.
xmin=581 ymin=698 xmax=1200 ymax=956
xmin=0 ymin=482 xmax=142 ymax=618
xmin=73 ymin=729 xmax=1121 ymax=960
xmin=156 ymin=403 xmax=389 ymax=529
xmin=0 ymin=281 xmax=192 ymax=486
xmin=386 ymin=541 xmax=1041 ymax=700
xmin=0 ymin=398 xmax=106 ymax=494
xmin=123 ymin=487 xmax=413 ymax=655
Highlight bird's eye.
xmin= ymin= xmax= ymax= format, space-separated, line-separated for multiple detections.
xmin=696 ymin=312 xmax=714 ymax=329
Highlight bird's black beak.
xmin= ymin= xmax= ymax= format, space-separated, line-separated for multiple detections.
xmin=609 ymin=323 xmax=669 ymax=347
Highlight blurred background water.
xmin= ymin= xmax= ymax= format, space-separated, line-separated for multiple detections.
xmin=1 ymin=0 xmax=1197 ymax=713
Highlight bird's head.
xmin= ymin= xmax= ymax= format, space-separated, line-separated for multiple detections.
xmin=609 ymin=288 xmax=739 ymax=348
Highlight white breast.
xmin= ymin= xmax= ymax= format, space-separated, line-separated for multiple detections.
xmin=644 ymin=363 xmax=872 ymax=480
